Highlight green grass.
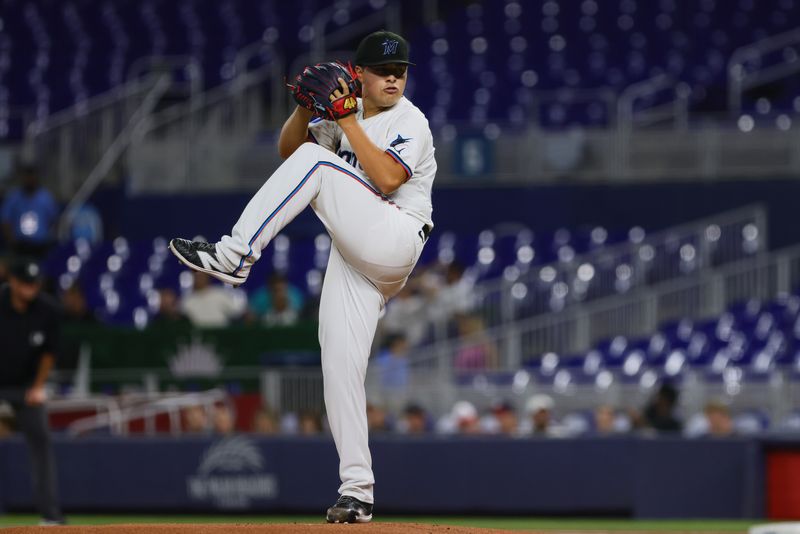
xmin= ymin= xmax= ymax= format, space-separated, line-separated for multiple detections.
xmin=0 ymin=514 xmax=760 ymax=531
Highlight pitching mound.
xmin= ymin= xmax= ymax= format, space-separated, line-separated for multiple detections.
xmin=2 ymin=523 xmax=520 ymax=533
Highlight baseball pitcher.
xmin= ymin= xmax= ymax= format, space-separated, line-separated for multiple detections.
xmin=169 ymin=30 xmax=435 ymax=523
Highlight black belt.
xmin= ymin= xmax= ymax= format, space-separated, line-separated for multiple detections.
xmin=419 ymin=224 xmax=432 ymax=243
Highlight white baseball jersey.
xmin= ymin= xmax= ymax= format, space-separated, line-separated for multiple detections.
xmin=307 ymin=96 xmax=436 ymax=228
xmin=214 ymin=94 xmax=436 ymax=506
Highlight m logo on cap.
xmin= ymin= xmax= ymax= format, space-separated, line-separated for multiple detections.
xmin=382 ymin=39 xmax=399 ymax=55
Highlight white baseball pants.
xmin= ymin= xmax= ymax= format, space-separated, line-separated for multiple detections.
xmin=216 ymin=142 xmax=426 ymax=503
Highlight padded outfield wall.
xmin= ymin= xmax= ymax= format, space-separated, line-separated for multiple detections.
xmin=4 ymin=436 xmax=800 ymax=518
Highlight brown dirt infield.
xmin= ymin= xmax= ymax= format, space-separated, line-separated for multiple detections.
xmin=1 ymin=523 xmax=524 ymax=533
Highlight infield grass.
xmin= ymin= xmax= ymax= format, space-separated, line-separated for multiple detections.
xmin=0 ymin=514 xmax=759 ymax=531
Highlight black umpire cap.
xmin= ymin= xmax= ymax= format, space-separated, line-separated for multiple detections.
xmin=355 ymin=30 xmax=415 ymax=66
xmin=8 ymin=256 xmax=44 ymax=283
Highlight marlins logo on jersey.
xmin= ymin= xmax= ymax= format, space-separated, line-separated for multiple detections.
xmin=390 ymin=134 xmax=412 ymax=153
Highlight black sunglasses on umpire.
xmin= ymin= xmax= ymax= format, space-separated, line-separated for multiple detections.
xmin=368 ymin=64 xmax=407 ymax=78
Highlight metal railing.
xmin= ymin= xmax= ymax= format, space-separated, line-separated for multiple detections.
xmin=23 ymin=76 xmax=164 ymax=199
xmin=23 ymin=21 xmax=800 ymax=196
xmin=404 ymin=243 xmax=800 ymax=373
xmin=616 ymin=74 xmax=691 ymax=178
xmin=205 ymin=110 xmax=800 ymax=189
xmin=52 ymin=364 xmax=323 ymax=423
xmin=617 ymin=74 xmax=691 ymax=130
xmin=66 ymin=389 xmax=229 ymax=437
xmin=41 ymin=363 xmax=794 ymax=435
xmin=728 ymin=26 xmax=800 ymax=113
xmin=261 ymin=368 xmax=324 ymax=416
xmin=424 ymin=205 xmax=767 ymax=335
xmin=125 ymin=56 xmax=285 ymax=193
xmin=46 ymin=396 xmax=124 ymax=435
xmin=309 ymin=0 xmax=401 ymax=64
xmin=125 ymin=0 xmax=396 ymax=195
xmin=57 ymin=74 xmax=172 ymax=239
xmin=364 ymin=364 xmax=792 ymax=431
xmin=361 ymin=243 xmax=800 ymax=417
xmin=436 ymin=118 xmax=800 ymax=184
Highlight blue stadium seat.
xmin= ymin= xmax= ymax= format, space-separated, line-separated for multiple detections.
xmin=1 ymin=0 xmax=797 ymax=138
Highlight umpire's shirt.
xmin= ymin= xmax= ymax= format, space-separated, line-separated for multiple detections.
xmin=0 ymin=283 xmax=60 ymax=390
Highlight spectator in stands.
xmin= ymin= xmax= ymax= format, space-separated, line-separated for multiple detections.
xmin=68 ymin=203 xmax=103 ymax=245
xmin=248 ymin=273 xmax=304 ymax=326
xmin=374 ymin=334 xmax=411 ymax=414
xmin=212 ymin=404 xmax=236 ymax=435
xmin=641 ymin=382 xmax=683 ymax=434
xmin=593 ymin=405 xmax=616 ymax=434
xmin=491 ymin=401 xmax=519 ymax=436
xmin=0 ymin=256 xmax=65 ymax=525
xmin=60 ymin=282 xmax=96 ymax=323
xmin=252 ymin=407 xmax=279 ymax=435
xmin=183 ymin=405 xmax=209 ymax=433
xmin=703 ymin=400 xmax=735 ymax=437
xmin=152 ymin=287 xmax=190 ymax=326
xmin=524 ymin=394 xmax=569 ymax=438
xmin=182 ymin=272 xmax=247 ymax=328
xmin=374 ymin=333 xmax=410 ymax=390
xmin=380 ymin=281 xmax=428 ymax=346
xmin=455 ymin=401 xmax=482 ymax=435
xmin=1 ymin=165 xmax=58 ymax=259
xmin=279 ymin=412 xmax=300 ymax=434
xmin=593 ymin=404 xmax=630 ymax=435
xmin=366 ymin=403 xmax=392 ymax=433
xmin=264 ymin=280 xmax=300 ymax=326
xmin=298 ymin=410 xmax=323 ymax=435
xmin=424 ymin=261 xmax=475 ymax=322
xmin=453 ymin=314 xmax=499 ymax=371
xmin=398 ymin=403 xmax=429 ymax=435
xmin=437 ymin=400 xmax=482 ymax=435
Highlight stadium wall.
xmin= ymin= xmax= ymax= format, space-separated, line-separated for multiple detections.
xmin=1 ymin=435 xmax=784 ymax=518
xmin=114 ymin=178 xmax=800 ymax=248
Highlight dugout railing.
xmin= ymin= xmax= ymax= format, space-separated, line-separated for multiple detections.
xmin=62 ymin=389 xmax=231 ymax=437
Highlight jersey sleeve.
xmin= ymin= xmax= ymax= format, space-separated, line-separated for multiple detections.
xmin=382 ymin=113 xmax=433 ymax=181
xmin=306 ymin=117 xmax=340 ymax=153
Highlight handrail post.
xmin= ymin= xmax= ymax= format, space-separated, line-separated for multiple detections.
xmin=617 ymin=74 xmax=674 ymax=179
xmin=727 ymin=26 xmax=800 ymax=115
xmin=57 ymin=75 xmax=171 ymax=240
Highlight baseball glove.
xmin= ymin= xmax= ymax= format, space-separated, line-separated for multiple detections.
xmin=287 ymin=61 xmax=361 ymax=121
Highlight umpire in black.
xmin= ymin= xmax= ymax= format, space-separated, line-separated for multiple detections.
xmin=0 ymin=256 xmax=64 ymax=525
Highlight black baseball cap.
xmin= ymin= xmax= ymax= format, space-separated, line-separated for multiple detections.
xmin=355 ymin=30 xmax=415 ymax=66
xmin=9 ymin=256 xmax=43 ymax=283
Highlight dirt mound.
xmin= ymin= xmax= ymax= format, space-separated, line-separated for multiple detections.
xmin=2 ymin=522 xmax=522 ymax=533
